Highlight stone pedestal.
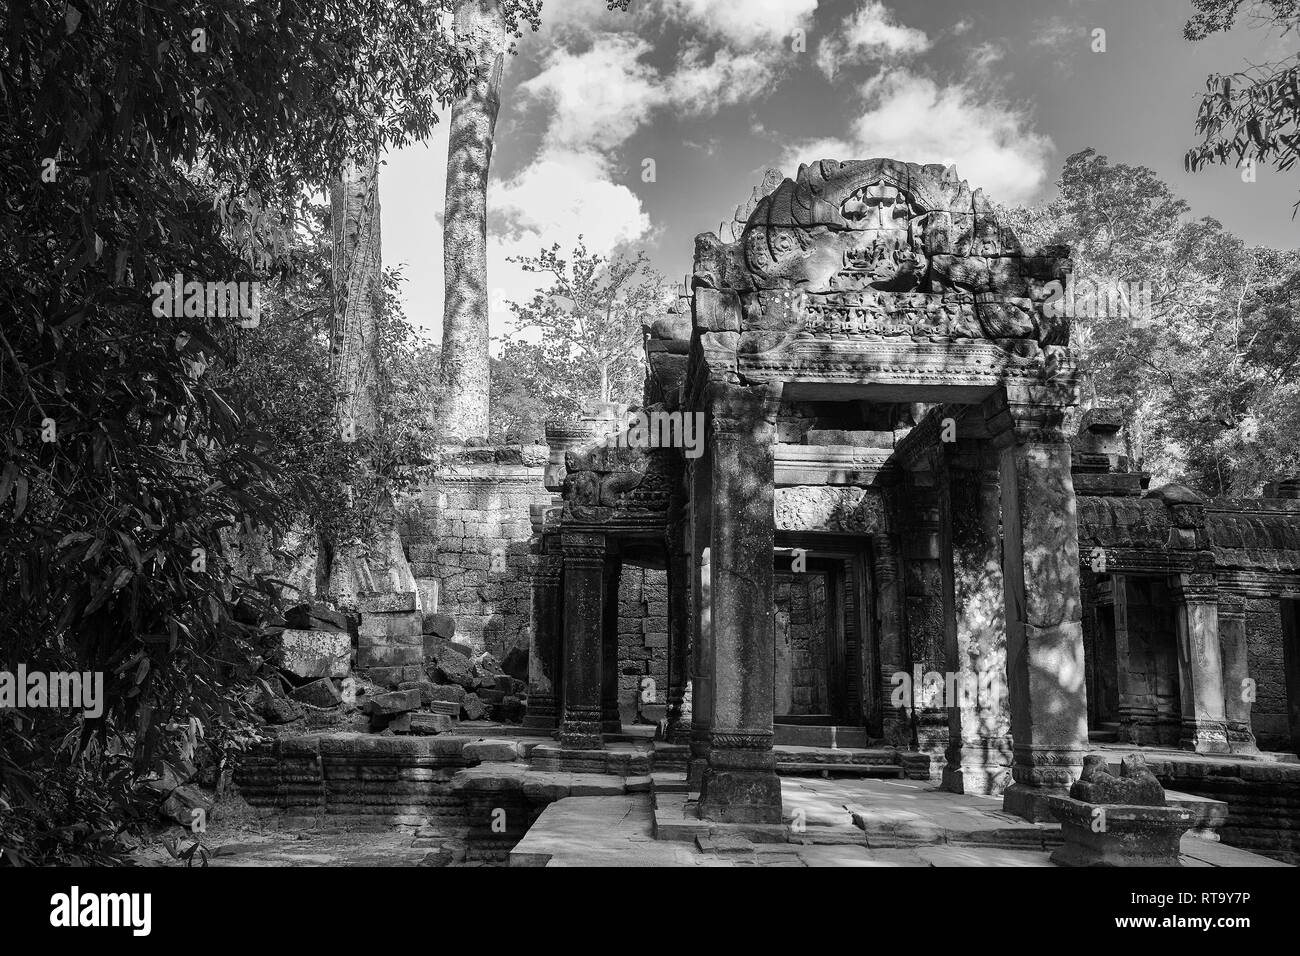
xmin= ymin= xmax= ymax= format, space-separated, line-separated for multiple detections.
xmin=1171 ymin=573 xmax=1230 ymax=754
xmin=1048 ymin=797 xmax=1193 ymax=867
xmin=987 ymin=391 xmax=1088 ymax=821
xmin=698 ymin=382 xmax=782 ymax=824
xmin=1217 ymin=596 xmax=1259 ymax=754
xmin=524 ymin=543 xmax=563 ymax=729
xmin=559 ymin=532 xmax=605 ymax=750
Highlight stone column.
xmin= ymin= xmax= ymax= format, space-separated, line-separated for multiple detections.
xmin=939 ymin=451 xmax=1012 ymax=795
xmin=666 ymin=487 xmax=692 ymax=743
xmin=1170 ymin=573 xmax=1230 ymax=753
xmin=687 ymin=452 xmax=714 ymax=789
xmin=523 ymin=541 xmax=563 ymax=729
xmin=902 ymin=472 xmax=946 ymax=765
xmin=987 ymin=391 xmax=1088 ymax=821
xmin=559 ymin=531 xmax=605 ymax=750
xmin=601 ymin=557 xmax=623 ymax=735
xmin=1218 ymin=594 xmax=1259 ymax=754
xmin=872 ymin=534 xmax=908 ymax=744
xmin=699 ymin=381 xmax=782 ymax=824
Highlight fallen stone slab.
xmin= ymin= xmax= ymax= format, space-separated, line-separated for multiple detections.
xmin=450 ymin=764 xmax=530 ymax=792
xmin=423 ymin=613 xmax=456 ymax=641
xmin=285 ymin=602 xmax=348 ymax=633
xmin=409 ymin=712 xmax=456 ymax=735
xmin=357 ymin=591 xmax=417 ymax=613
xmin=365 ymin=688 xmax=422 ymax=716
xmin=274 ymin=629 xmax=350 ymax=680
xmin=461 ymin=693 xmax=487 ymax=721
xmin=433 ymin=654 xmax=476 ymax=689
xmin=463 ymin=739 xmax=520 ymax=764
xmin=291 ymin=678 xmax=341 ymax=708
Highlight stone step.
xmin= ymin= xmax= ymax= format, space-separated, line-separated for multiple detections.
xmin=775 ymin=745 xmax=904 ymax=777
xmin=778 ymin=762 xmax=905 ymax=778
xmin=773 ymin=724 xmax=869 ymax=748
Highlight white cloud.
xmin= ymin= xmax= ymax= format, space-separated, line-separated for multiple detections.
xmin=667 ymin=44 xmax=772 ymax=113
xmin=493 ymin=149 xmax=651 ymax=254
xmin=661 ymin=0 xmax=817 ymax=49
xmin=488 ymin=148 xmax=655 ymax=343
xmin=817 ymin=1 xmax=930 ymax=80
xmin=519 ymin=35 xmax=662 ymax=153
xmin=782 ymin=70 xmax=1054 ymax=205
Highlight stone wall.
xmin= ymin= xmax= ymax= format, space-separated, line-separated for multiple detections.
xmin=399 ymin=446 xmax=553 ymax=662
xmin=1122 ymin=578 xmax=1181 ymax=746
xmin=775 ymin=571 xmax=829 ymax=715
xmin=1145 ymin=754 xmax=1300 ymax=865
xmin=1245 ymin=597 xmax=1289 ymax=750
xmin=616 ymin=566 xmax=669 ymax=726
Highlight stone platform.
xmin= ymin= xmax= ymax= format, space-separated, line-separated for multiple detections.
xmin=510 ymin=777 xmax=1289 ymax=867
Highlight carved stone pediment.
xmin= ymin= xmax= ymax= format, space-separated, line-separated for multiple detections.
xmin=707 ymin=158 xmax=1073 ymax=351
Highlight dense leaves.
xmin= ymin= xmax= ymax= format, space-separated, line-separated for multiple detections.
xmin=0 ymin=0 xmax=476 ymax=864
xmin=492 ymin=239 xmax=665 ymax=440
xmin=1009 ymin=148 xmax=1300 ymax=498
xmin=1184 ymin=0 xmax=1300 ymax=210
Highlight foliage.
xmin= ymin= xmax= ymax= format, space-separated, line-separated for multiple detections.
xmin=492 ymin=239 xmax=664 ymax=440
xmin=0 ymin=0 xmax=476 ymax=864
xmin=1008 ymin=148 xmax=1300 ymax=497
xmin=1184 ymin=0 xmax=1300 ymax=211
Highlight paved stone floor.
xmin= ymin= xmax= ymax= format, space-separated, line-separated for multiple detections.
xmin=512 ymin=777 xmax=1291 ymax=867
xmin=139 ymin=774 xmax=1290 ymax=867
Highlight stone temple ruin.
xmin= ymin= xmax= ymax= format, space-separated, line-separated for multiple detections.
xmin=241 ymin=159 xmax=1300 ymax=865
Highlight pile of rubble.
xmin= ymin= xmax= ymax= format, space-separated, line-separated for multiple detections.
xmin=251 ymin=591 xmax=528 ymax=736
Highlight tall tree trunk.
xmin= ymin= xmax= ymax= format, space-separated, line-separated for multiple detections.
xmin=439 ymin=0 xmax=507 ymax=441
xmin=327 ymin=152 xmax=417 ymax=607
xmin=331 ymin=153 xmax=381 ymax=436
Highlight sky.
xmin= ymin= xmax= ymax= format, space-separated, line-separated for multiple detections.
xmin=379 ymin=0 xmax=1300 ymax=345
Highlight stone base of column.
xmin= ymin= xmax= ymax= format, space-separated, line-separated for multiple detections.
xmin=1119 ymin=710 xmax=1181 ymax=747
xmin=941 ymin=736 xmax=1012 ymax=796
xmin=523 ymin=694 xmax=559 ymax=729
xmin=667 ymin=715 xmax=692 ymax=746
xmin=698 ymin=739 xmax=782 ymax=824
xmin=1002 ymin=744 xmax=1084 ymax=821
xmin=916 ymin=709 xmax=948 ymax=775
xmin=559 ymin=706 xmax=603 ymax=750
xmin=1181 ymin=717 xmax=1231 ymax=754
xmin=687 ymin=726 xmax=710 ymax=791
xmin=881 ymin=710 xmax=913 ymax=748
xmin=1226 ymin=720 xmax=1259 ymax=755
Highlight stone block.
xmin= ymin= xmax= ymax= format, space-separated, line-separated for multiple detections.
xmin=409 ymin=712 xmax=455 ymax=735
xmin=359 ymin=611 xmax=421 ymax=640
xmin=275 ymin=629 xmax=350 ymax=680
xmin=365 ymin=666 xmax=405 ymax=688
xmin=462 ymin=694 xmax=488 ymax=720
xmin=463 ymin=740 xmax=519 ymax=763
xmin=433 ymin=653 xmax=477 ymax=689
xmin=371 ymin=688 xmax=422 ymax=714
xmin=356 ymin=644 xmax=422 ymax=668
xmin=291 ymin=678 xmax=341 ymax=708
xmin=423 ymin=612 xmax=456 ymax=640
xmin=357 ymin=591 xmax=417 ymax=613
